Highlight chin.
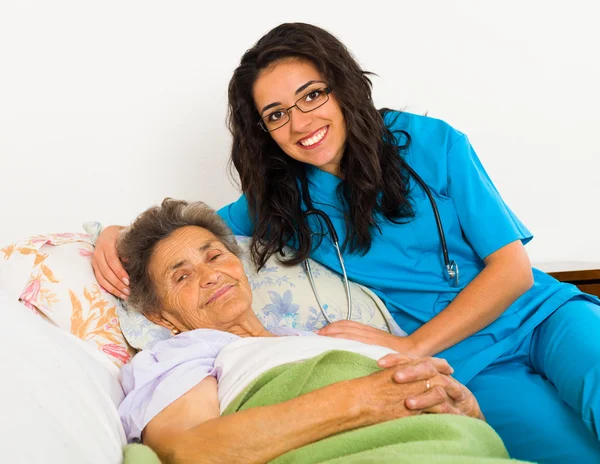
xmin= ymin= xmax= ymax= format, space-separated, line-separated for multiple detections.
xmin=214 ymin=297 xmax=253 ymax=318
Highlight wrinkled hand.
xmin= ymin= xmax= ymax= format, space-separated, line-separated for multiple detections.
xmin=317 ymin=320 xmax=423 ymax=357
xmin=91 ymin=225 xmax=129 ymax=299
xmin=377 ymin=354 xmax=484 ymax=420
xmin=351 ymin=362 xmax=438 ymax=425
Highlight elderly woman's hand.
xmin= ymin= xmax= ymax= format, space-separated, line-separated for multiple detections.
xmin=377 ymin=355 xmax=485 ymax=421
xmin=350 ymin=359 xmax=479 ymax=426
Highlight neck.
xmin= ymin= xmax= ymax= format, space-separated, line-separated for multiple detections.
xmin=222 ymin=310 xmax=274 ymax=338
xmin=318 ymin=164 xmax=343 ymax=179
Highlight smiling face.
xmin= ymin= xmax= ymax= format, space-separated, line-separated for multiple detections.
xmin=147 ymin=226 xmax=253 ymax=333
xmin=253 ymin=59 xmax=347 ymax=177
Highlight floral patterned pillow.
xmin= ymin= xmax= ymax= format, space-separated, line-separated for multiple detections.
xmin=0 ymin=231 xmax=135 ymax=367
xmin=116 ymin=235 xmax=406 ymax=351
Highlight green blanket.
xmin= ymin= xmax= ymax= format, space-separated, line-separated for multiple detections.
xmin=124 ymin=350 xmax=531 ymax=463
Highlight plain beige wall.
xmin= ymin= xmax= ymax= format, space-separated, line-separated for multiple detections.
xmin=1 ymin=0 xmax=599 ymax=265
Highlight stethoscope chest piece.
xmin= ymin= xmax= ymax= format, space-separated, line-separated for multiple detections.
xmin=446 ymin=260 xmax=459 ymax=287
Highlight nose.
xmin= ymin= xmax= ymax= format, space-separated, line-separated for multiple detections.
xmin=289 ymin=106 xmax=312 ymax=132
xmin=197 ymin=264 xmax=222 ymax=288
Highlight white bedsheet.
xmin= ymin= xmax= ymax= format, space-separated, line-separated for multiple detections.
xmin=216 ymin=335 xmax=396 ymax=413
xmin=0 ymin=290 xmax=126 ymax=464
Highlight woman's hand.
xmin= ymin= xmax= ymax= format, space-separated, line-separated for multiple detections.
xmin=377 ymin=354 xmax=484 ymax=420
xmin=151 ymin=357 xmax=472 ymax=464
xmin=352 ymin=357 xmax=482 ymax=425
xmin=350 ymin=362 xmax=437 ymax=425
xmin=91 ymin=225 xmax=129 ymax=299
xmin=317 ymin=320 xmax=424 ymax=357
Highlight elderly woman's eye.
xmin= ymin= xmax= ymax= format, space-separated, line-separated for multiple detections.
xmin=176 ymin=274 xmax=189 ymax=283
xmin=210 ymin=253 xmax=222 ymax=262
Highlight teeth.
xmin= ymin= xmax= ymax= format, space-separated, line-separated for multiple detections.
xmin=299 ymin=127 xmax=327 ymax=147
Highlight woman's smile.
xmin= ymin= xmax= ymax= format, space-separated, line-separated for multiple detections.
xmin=253 ymin=59 xmax=346 ymax=177
xmin=148 ymin=226 xmax=253 ymax=332
xmin=297 ymin=126 xmax=329 ymax=148
xmin=206 ymin=284 xmax=234 ymax=305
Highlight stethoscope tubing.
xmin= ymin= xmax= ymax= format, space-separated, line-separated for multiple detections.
xmin=402 ymin=162 xmax=459 ymax=285
xmin=303 ymin=162 xmax=459 ymax=325
xmin=304 ymin=209 xmax=353 ymax=324
xmin=401 ymin=162 xmax=451 ymax=270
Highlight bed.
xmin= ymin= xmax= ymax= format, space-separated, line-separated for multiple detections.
xmin=0 ymin=227 xmax=401 ymax=463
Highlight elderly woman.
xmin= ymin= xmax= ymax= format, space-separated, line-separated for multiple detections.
xmin=117 ymin=199 xmax=523 ymax=464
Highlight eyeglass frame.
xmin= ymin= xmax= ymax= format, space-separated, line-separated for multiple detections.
xmin=257 ymin=84 xmax=332 ymax=133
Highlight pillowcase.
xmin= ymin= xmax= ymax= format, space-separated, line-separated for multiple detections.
xmin=0 ymin=289 xmax=126 ymax=464
xmin=117 ymin=235 xmax=406 ymax=350
xmin=0 ymin=230 xmax=135 ymax=367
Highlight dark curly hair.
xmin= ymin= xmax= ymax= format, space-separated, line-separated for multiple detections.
xmin=227 ymin=22 xmax=413 ymax=269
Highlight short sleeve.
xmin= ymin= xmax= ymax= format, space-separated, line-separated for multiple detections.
xmin=447 ymin=133 xmax=532 ymax=260
xmin=218 ymin=194 xmax=254 ymax=237
xmin=118 ymin=330 xmax=239 ymax=442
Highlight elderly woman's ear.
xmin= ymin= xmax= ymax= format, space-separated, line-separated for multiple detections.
xmin=146 ymin=312 xmax=181 ymax=335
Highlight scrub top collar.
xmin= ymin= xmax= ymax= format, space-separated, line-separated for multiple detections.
xmin=306 ymin=165 xmax=342 ymax=197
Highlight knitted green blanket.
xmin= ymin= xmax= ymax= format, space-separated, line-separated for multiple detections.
xmin=124 ymin=350 xmax=531 ymax=463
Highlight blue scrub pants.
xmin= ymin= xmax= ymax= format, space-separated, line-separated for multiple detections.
xmin=466 ymin=298 xmax=600 ymax=463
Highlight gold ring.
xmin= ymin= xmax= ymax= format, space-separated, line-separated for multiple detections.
xmin=426 ymin=379 xmax=431 ymax=390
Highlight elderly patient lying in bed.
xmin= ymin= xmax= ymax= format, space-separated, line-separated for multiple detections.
xmin=117 ymin=198 xmax=522 ymax=464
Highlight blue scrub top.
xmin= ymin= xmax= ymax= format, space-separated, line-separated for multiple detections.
xmin=218 ymin=111 xmax=598 ymax=384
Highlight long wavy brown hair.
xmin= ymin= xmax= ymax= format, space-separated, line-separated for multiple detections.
xmin=227 ymin=22 xmax=414 ymax=269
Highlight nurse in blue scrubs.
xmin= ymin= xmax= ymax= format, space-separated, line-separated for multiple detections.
xmin=92 ymin=23 xmax=600 ymax=463
xmin=220 ymin=23 xmax=600 ymax=464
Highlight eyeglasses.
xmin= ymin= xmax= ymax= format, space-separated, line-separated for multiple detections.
xmin=258 ymin=84 xmax=332 ymax=132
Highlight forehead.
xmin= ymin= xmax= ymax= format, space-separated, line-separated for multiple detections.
xmin=150 ymin=226 xmax=219 ymax=269
xmin=253 ymin=59 xmax=326 ymax=107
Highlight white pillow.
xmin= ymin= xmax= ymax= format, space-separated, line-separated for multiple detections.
xmin=116 ymin=235 xmax=406 ymax=350
xmin=0 ymin=290 xmax=126 ymax=464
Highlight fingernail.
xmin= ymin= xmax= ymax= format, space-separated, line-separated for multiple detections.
xmin=378 ymin=360 xmax=387 ymax=367
xmin=406 ymin=399 xmax=416 ymax=408
xmin=395 ymin=372 xmax=405 ymax=381
xmin=123 ymin=288 xmax=130 ymax=296
xmin=122 ymin=278 xmax=130 ymax=286
xmin=120 ymin=294 xmax=128 ymax=300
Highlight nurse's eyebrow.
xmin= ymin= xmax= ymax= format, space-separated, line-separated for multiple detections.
xmin=260 ymin=80 xmax=320 ymax=115
xmin=295 ymin=80 xmax=319 ymax=95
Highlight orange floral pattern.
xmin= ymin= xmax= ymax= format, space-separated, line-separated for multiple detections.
xmin=1 ymin=233 xmax=133 ymax=367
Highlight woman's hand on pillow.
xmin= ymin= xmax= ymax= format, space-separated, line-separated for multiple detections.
xmin=91 ymin=225 xmax=129 ymax=299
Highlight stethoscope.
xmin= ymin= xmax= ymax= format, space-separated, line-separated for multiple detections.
xmin=303 ymin=165 xmax=459 ymax=324
xmin=303 ymin=209 xmax=353 ymax=324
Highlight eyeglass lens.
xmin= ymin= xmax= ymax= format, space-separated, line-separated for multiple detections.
xmin=260 ymin=86 xmax=330 ymax=132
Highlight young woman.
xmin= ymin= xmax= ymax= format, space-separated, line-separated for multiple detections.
xmin=93 ymin=23 xmax=600 ymax=463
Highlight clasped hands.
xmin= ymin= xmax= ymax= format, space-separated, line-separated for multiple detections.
xmin=318 ymin=321 xmax=484 ymax=420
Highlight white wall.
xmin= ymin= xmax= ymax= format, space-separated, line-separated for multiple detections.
xmin=1 ymin=0 xmax=599 ymax=265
